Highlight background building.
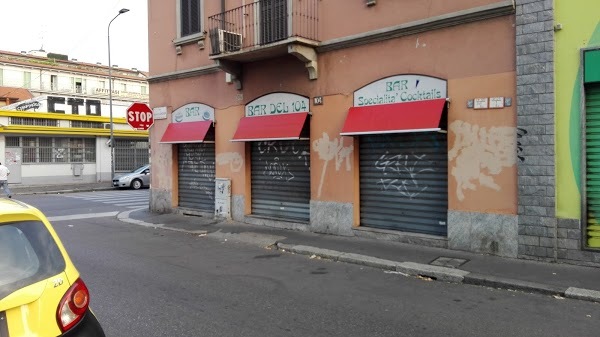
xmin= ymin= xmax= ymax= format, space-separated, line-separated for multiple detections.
xmin=515 ymin=0 xmax=600 ymax=265
xmin=0 ymin=50 xmax=150 ymax=185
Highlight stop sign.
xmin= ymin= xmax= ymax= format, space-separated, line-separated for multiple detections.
xmin=126 ymin=102 xmax=154 ymax=130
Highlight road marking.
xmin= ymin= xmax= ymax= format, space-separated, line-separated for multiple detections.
xmin=47 ymin=211 xmax=119 ymax=222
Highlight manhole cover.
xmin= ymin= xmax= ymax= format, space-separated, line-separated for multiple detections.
xmin=430 ymin=256 xmax=469 ymax=268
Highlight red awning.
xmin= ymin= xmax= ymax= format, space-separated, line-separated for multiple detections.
xmin=340 ymin=98 xmax=448 ymax=136
xmin=232 ymin=112 xmax=310 ymax=141
xmin=159 ymin=121 xmax=213 ymax=143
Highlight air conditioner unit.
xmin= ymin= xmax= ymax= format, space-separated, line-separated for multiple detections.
xmin=218 ymin=29 xmax=242 ymax=53
xmin=104 ymin=123 xmax=112 ymax=129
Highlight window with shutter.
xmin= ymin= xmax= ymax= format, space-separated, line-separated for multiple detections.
xmin=180 ymin=0 xmax=201 ymax=37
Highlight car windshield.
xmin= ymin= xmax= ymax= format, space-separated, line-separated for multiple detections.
xmin=0 ymin=221 xmax=66 ymax=300
xmin=131 ymin=165 xmax=149 ymax=173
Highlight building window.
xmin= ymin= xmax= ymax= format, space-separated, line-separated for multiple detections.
xmin=99 ymin=80 xmax=106 ymax=89
xmin=174 ymin=0 xmax=204 ymax=46
xmin=53 ymin=138 xmax=67 ymax=163
xmin=5 ymin=137 xmax=20 ymax=147
xmin=0 ymin=69 xmax=3 ymax=86
xmin=51 ymin=75 xmax=58 ymax=90
xmin=23 ymin=137 xmax=37 ymax=163
xmin=23 ymin=72 xmax=32 ymax=89
xmin=19 ymin=137 xmax=96 ymax=163
xmin=71 ymin=121 xmax=104 ymax=129
xmin=120 ymin=83 xmax=127 ymax=92
xmin=141 ymin=85 xmax=147 ymax=94
xmin=74 ymin=77 xmax=83 ymax=93
xmin=10 ymin=117 xmax=58 ymax=127
xmin=180 ymin=0 xmax=201 ymax=37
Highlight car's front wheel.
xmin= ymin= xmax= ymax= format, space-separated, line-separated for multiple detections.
xmin=131 ymin=179 xmax=143 ymax=190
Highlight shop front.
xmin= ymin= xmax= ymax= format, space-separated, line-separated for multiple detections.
xmin=160 ymin=103 xmax=216 ymax=212
xmin=342 ymin=75 xmax=449 ymax=236
xmin=233 ymin=93 xmax=311 ymax=222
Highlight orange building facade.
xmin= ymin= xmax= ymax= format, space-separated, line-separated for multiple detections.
xmin=148 ymin=0 xmax=518 ymax=257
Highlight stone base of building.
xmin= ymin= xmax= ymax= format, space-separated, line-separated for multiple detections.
xmin=518 ymin=217 xmax=600 ymax=267
xmin=149 ymin=188 xmax=172 ymax=214
xmin=353 ymin=226 xmax=448 ymax=248
xmin=448 ymin=210 xmax=518 ymax=258
xmin=310 ymin=200 xmax=354 ymax=236
xmin=232 ymin=195 xmax=245 ymax=222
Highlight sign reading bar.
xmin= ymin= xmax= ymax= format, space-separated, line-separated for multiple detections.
xmin=172 ymin=103 xmax=215 ymax=123
xmin=353 ymin=74 xmax=447 ymax=107
xmin=245 ymin=92 xmax=309 ymax=117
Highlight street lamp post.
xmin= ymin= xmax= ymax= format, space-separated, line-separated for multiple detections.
xmin=108 ymin=8 xmax=129 ymax=183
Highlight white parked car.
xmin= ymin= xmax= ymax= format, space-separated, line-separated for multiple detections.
xmin=112 ymin=164 xmax=150 ymax=190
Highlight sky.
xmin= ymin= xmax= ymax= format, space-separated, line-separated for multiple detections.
xmin=2 ymin=0 xmax=149 ymax=71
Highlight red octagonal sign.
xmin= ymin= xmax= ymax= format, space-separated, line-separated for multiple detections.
xmin=126 ymin=102 xmax=154 ymax=130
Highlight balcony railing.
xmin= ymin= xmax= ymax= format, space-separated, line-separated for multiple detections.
xmin=208 ymin=0 xmax=319 ymax=56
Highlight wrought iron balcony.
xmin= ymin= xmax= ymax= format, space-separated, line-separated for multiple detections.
xmin=208 ymin=0 xmax=319 ymax=61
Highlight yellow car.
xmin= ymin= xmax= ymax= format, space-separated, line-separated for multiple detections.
xmin=0 ymin=198 xmax=105 ymax=336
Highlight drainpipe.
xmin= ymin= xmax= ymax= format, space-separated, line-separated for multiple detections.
xmin=221 ymin=0 xmax=226 ymax=29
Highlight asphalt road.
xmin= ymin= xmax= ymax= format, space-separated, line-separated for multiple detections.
xmin=20 ymin=192 xmax=600 ymax=337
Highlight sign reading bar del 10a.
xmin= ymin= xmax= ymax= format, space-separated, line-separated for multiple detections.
xmin=246 ymin=92 xmax=309 ymax=117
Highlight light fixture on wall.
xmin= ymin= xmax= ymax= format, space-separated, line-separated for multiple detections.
xmin=107 ymin=8 xmax=130 ymax=182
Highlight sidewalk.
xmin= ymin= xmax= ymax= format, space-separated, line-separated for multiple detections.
xmin=122 ymin=208 xmax=600 ymax=303
xmin=10 ymin=182 xmax=113 ymax=195
xmin=16 ymin=182 xmax=600 ymax=303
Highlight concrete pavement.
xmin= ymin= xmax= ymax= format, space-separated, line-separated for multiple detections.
xmin=13 ymin=182 xmax=600 ymax=303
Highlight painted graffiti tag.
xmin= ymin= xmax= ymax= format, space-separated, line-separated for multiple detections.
xmin=516 ymin=127 xmax=527 ymax=163
xmin=312 ymin=133 xmax=354 ymax=198
xmin=374 ymin=152 xmax=435 ymax=199
xmin=180 ymin=148 xmax=216 ymax=200
xmin=216 ymin=152 xmax=244 ymax=172
xmin=263 ymin=157 xmax=294 ymax=182
xmin=257 ymin=141 xmax=309 ymax=166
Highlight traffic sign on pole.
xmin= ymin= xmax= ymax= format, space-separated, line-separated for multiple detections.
xmin=126 ymin=102 xmax=154 ymax=130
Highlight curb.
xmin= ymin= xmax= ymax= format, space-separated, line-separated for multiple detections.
xmin=114 ymin=212 xmax=600 ymax=304
xmin=276 ymin=243 xmax=600 ymax=303
xmin=462 ymin=273 xmax=565 ymax=296
xmin=13 ymin=187 xmax=113 ymax=196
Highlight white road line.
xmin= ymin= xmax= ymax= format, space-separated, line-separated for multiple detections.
xmin=47 ymin=211 xmax=119 ymax=221
xmin=103 ymin=198 xmax=148 ymax=204
xmin=72 ymin=198 xmax=148 ymax=202
xmin=108 ymin=203 xmax=148 ymax=207
xmin=67 ymin=194 xmax=148 ymax=200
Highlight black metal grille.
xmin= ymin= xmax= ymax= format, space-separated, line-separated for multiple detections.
xmin=209 ymin=0 xmax=319 ymax=55
xmin=359 ymin=133 xmax=448 ymax=236
xmin=251 ymin=140 xmax=310 ymax=221
xmin=178 ymin=143 xmax=216 ymax=211
xmin=114 ymin=139 xmax=149 ymax=172
xmin=181 ymin=0 xmax=201 ymax=36
xmin=10 ymin=117 xmax=58 ymax=127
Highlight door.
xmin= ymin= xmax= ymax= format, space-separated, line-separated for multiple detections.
xmin=178 ymin=143 xmax=215 ymax=211
xmin=359 ymin=133 xmax=448 ymax=236
xmin=585 ymin=83 xmax=600 ymax=247
xmin=251 ymin=140 xmax=310 ymax=221
xmin=260 ymin=0 xmax=288 ymax=45
xmin=5 ymin=148 xmax=22 ymax=184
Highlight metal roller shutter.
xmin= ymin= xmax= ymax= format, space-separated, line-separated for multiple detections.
xmin=585 ymin=84 xmax=600 ymax=248
xmin=178 ymin=143 xmax=215 ymax=211
xmin=360 ymin=133 xmax=448 ymax=236
xmin=251 ymin=140 xmax=310 ymax=221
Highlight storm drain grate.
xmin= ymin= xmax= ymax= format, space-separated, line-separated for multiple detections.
xmin=430 ymin=256 xmax=469 ymax=268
